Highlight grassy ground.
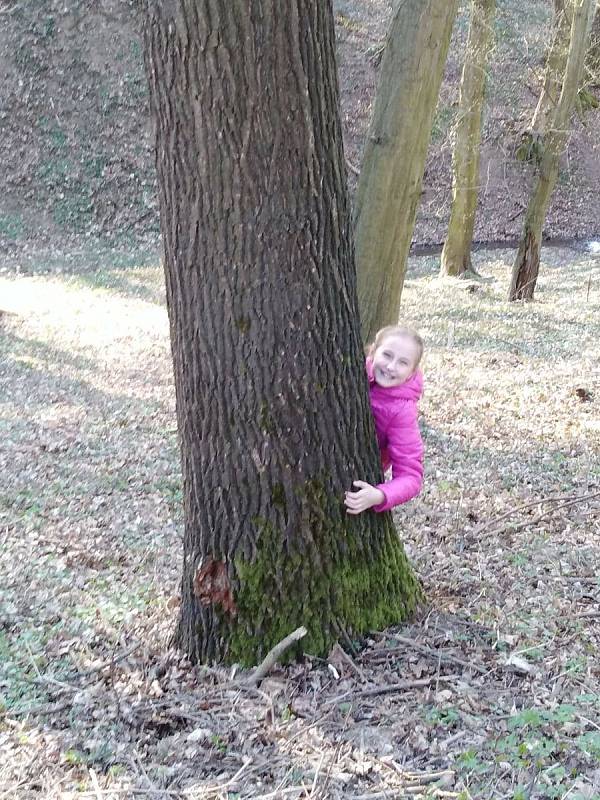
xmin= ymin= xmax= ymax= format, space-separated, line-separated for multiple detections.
xmin=0 ymin=248 xmax=599 ymax=799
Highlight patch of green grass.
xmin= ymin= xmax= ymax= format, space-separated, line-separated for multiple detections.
xmin=14 ymin=46 xmax=47 ymax=75
xmin=0 ymin=487 xmax=45 ymax=516
xmin=72 ymin=265 xmax=165 ymax=304
xmin=37 ymin=119 xmax=68 ymax=150
xmin=456 ymin=748 xmax=489 ymax=775
xmin=122 ymin=72 xmax=148 ymax=102
xmin=82 ymin=155 xmax=108 ymax=179
xmin=72 ymin=580 xmax=159 ymax=628
xmin=98 ymin=85 xmax=121 ymax=116
xmin=156 ymin=478 xmax=183 ymax=511
xmin=0 ymin=626 xmax=71 ymax=712
xmin=577 ymin=732 xmax=600 ymax=761
xmin=0 ymin=214 xmax=24 ymax=240
xmin=36 ymin=157 xmax=72 ymax=183
xmin=52 ymin=195 xmax=93 ymax=232
xmin=563 ymin=655 xmax=588 ymax=676
xmin=424 ymin=705 xmax=460 ymax=727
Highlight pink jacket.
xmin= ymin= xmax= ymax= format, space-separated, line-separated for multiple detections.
xmin=366 ymin=358 xmax=424 ymax=512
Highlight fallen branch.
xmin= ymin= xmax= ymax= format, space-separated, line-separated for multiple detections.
xmin=247 ymin=626 xmax=307 ymax=685
xmin=379 ymin=759 xmax=455 ymax=785
xmin=328 ymin=642 xmax=367 ymax=680
xmin=325 ymin=673 xmax=461 ymax=704
xmin=475 ymin=490 xmax=600 ymax=536
xmin=9 ymin=700 xmax=73 ymax=717
xmin=377 ymin=634 xmax=487 ymax=674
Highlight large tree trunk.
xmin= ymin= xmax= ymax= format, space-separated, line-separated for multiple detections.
xmin=354 ymin=0 xmax=459 ymax=344
xmin=440 ymin=0 xmax=496 ymax=278
xmin=142 ymin=1 xmax=420 ymax=666
xmin=510 ymin=0 xmax=595 ymax=301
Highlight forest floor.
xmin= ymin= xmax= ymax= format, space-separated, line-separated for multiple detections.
xmin=1 ymin=247 xmax=599 ymax=799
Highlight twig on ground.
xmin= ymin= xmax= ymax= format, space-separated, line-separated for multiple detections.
xmin=187 ymin=757 xmax=252 ymax=797
xmin=507 ymin=203 xmax=526 ymax=222
xmin=9 ymin=700 xmax=73 ymax=717
xmin=89 ymin=768 xmax=103 ymax=800
xmin=379 ymin=758 xmax=455 ymax=785
xmin=333 ymin=618 xmax=359 ymax=657
xmin=255 ymin=787 xmax=306 ymax=800
xmin=74 ymin=790 xmax=181 ymax=798
xmin=474 ymin=490 xmax=600 ymax=535
xmin=316 ymin=743 xmax=343 ymax=800
xmin=329 ymin=642 xmax=367 ymax=680
xmin=130 ymin=753 xmax=159 ymax=795
xmin=376 ymin=633 xmax=487 ymax=674
xmin=247 ymin=626 xmax=307 ymax=685
xmin=76 ymin=644 xmax=142 ymax=682
xmin=308 ymin=751 xmax=326 ymax=799
xmin=32 ymin=674 xmax=79 ymax=693
xmin=324 ymin=674 xmax=461 ymax=704
xmin=280 ymin=710 xmax=335 ymax=750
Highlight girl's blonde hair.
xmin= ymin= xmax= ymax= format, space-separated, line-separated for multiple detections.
xmin=366 ymin=325 xmax=424 ymax=368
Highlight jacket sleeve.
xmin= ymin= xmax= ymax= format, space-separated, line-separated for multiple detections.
xmin=373 ymin=402 xmax=424 ymax=512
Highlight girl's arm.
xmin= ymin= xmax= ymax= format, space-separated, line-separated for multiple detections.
xmin=372 ymin=403 xmax=424 ymax=512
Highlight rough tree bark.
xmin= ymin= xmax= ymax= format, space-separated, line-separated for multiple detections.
xmin=509 ymin=0 xmax=596 ymax=301
xmin=354 ymin=0 xmax=459 ymax=344
xmin=142 ymin=1 xmax=420 ymax=665
xmin=440 ymin=0 xmax=496 ymax=278
xmin=531 ymin=0 xmax=571 ymax=135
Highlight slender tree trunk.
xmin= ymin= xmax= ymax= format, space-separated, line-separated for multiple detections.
xmin=440 ymin=0 xmax=496 ymax=278
xmin=583 ymin=2 xmax=600 ymax=81
xmin=354 ymin=0 xmax=459 ymax=344
xmin=510 ymin=0 xmax=595 ymax=301
xmin=531 ymin=0 xmax=570 ymax=135
xmin=142 ymin=1 xmax=421 ymax=666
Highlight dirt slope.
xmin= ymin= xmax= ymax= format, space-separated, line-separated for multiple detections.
xmin=1 ymin=0 xmax=599 ymax=263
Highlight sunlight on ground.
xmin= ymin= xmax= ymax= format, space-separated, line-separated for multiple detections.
xmin=1 ymin=247 xmax=599 ymax=799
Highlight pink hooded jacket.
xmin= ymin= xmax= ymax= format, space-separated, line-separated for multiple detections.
xmin=366 ymin=358 xmax=424 ymax=512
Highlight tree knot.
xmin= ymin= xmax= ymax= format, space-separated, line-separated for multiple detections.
xmin=193 ymin=558 xmax=237 ymax=617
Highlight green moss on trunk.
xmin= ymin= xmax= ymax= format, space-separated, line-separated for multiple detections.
xmin=226 ymin=480 xmax=422 ymax=666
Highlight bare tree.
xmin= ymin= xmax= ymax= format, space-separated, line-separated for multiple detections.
xmin=354 ymin=0 xmax=459 ymax=343
xmin=531 ymin=0 xmax=571 ymax=136
xmin=509 ymin=0 xmax=596 ymax=301
xmin=440 ymin=0 xmax=496 ymax=278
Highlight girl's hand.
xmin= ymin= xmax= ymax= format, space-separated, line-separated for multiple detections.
xmin=344 ymin=481 xmax=385 ymax=514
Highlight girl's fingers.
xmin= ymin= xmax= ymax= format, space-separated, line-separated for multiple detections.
xmin=344 ymin=496 xmax=365 ymax=510
xmin=353 ymin=480 xmax=370 ymax=489
xmin=346 ymin=508 xmax=361 ymax=515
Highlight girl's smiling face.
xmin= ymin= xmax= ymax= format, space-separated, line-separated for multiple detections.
xmin=372 ymin=334 xmax=420 ymax=387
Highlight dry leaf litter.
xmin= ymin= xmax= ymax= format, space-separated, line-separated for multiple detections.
xmin=0 ymin=247 xmax=599 ymax=799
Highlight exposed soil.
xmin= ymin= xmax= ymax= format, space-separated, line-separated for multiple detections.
xmin=1 ymin=0 xmax=599 ymax=267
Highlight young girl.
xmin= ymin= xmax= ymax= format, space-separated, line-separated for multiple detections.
xmin=344 ymin=326 xmax=424 ymax=514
